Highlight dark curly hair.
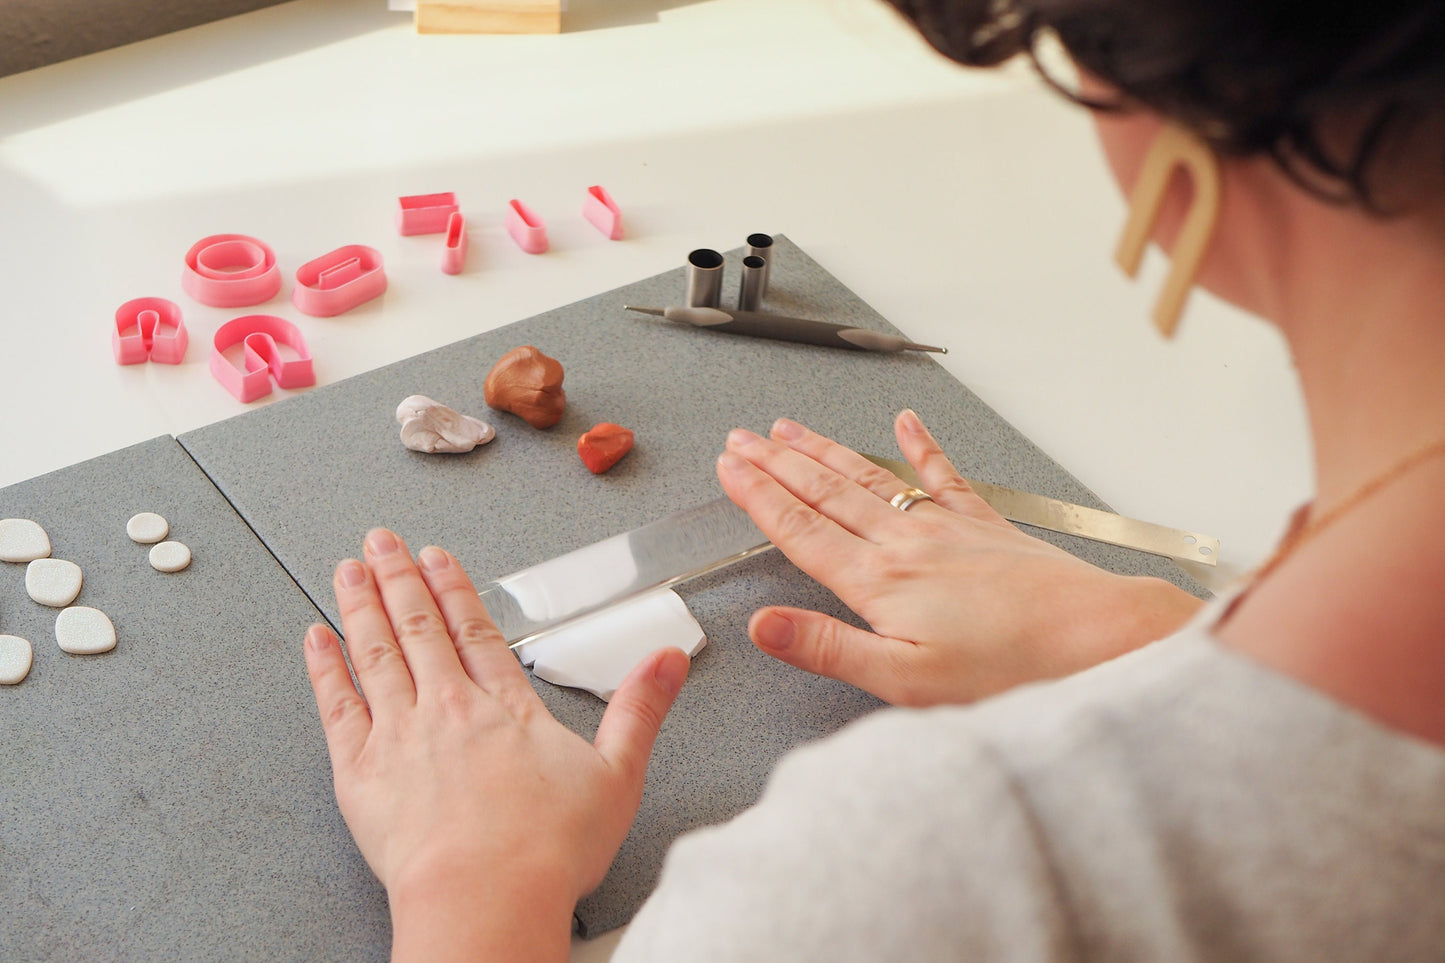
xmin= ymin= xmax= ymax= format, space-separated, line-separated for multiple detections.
xmin=884 ymin=0 xmax=1445 ymax=210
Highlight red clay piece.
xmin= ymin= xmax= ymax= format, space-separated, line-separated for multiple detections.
xmin=578 ymin=423 xmax=634 ymax=474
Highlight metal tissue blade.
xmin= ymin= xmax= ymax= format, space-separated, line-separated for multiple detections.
xmin=479 ymin=497 xmax=772 ymax=648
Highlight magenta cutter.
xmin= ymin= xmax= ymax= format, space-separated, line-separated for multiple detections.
xmin=181 ymin=234 xmax=282 ymax=308
xmin=396 ymin=192 xmax=459 ymax=236
xmin=292 ymin=245 xmax=387 ymax=316
xmin=210 ymin=314 xmax=315 ymax=403
xmin=505 ymin=199 xmax=549 ymax=254
xmin=113 ymin=297 xmax=188 ymax=365
xmin=582 ymin=185 xmax=624 ymax=240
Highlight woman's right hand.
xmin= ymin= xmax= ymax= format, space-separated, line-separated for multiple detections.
xmin=716 ymin=410 xmax=1203 ymax=706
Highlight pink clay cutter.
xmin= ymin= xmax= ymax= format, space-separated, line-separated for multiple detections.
xmin=505 ymin=199 xmax=549 ymax=254
xmin=113 ymin=298 xmax=188 ymax=365
xmin=293 ymin=245 xmax=387 ymax=316
xmin=397 ymin=192 xmax=459 ymax=236
xmin=210 ymin=314 xmax=315 ymax=403
xmin=582 ymin=185 xmax=624 ymax=240
xmin=182 ymin=234 xmax=282 ymax=308
xmin=442 ymin=212 xmax=468 ymax=275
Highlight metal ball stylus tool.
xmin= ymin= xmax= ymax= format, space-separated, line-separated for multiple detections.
xmin=624 ymin=305 xmax=947 ymax=354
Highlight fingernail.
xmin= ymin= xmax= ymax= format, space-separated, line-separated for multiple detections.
xmin=727 ymin=427 xmax=761 ymax=448
xmin=752 ymin=610 xmax=795 ymax=651
xmin=654 ymin=651 xmax=689 ymax=696
xmin=899 ymin=409 xmax=924 ymax=435
xmin=772 ymin=418 xmax=804 ymax=441
xmin=365 ymin=529 xmax=400 ymax=556
xmin=306 ymin=625 xmax=331 ymax=651
xmin=418 ymin=546 xmax=450 ymax=572
xmin=336 ymin=559 xmax=366 ymax=588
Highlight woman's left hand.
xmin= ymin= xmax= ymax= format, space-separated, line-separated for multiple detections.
xmin=304 ymin=529 xmax=690 ymax=962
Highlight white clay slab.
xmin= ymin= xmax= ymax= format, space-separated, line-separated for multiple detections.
xmin=0 ymin=635 xmax=34 ymax=684
xmin=55 ymin=606 xmax=117 ymax=655
xmin=127 ymin=512 xmax=169 ymax=544
xmin=149 ymin=541 xmax=192 ymax=572
xmin=0 ymin=518 xmax=51 ymax=563
xmin=26 ymin=558 xmax=83 ymax=607
xmin=516 ymin=588 xmax=706 ymax=702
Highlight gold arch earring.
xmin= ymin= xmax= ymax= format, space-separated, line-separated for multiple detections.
xmin=1113 ymin=124 xmax=1222 ymax=339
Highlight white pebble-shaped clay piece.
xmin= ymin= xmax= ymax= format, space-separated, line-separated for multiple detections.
xmin=0 ymin=518 xmax=51 ymax=563
xmin=26 ymin=558 xmax=83 ymax=607
xmin=0 ymin=635 xmax=34 ymax=684
xmin=396 ymin=394 xmax=495 ymax=454
xmin=55 ymin=606 xmax=117 ymax=655
xmin=126 ymin=512 xmax=169 ymax=544
xmin=149 ymin=540 xmax=192 ymax=572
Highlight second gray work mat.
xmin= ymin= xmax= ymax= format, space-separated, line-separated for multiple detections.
xmin=180 ymin=235 xmax=1206 ymax=935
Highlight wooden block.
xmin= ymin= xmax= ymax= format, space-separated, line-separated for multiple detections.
xmin=415 ymin=0 xmax=562 ymax=34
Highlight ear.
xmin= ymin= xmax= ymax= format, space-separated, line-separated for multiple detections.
xmin=1114 ymin=124 xmax=1223 ymax=338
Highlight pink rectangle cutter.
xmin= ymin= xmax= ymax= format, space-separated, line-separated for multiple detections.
xmin=396 ymin=192 xmax=459 ymax=235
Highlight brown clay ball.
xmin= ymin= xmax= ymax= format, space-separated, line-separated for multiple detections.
xmin=483 ymin=345 xmax=566 ymax=429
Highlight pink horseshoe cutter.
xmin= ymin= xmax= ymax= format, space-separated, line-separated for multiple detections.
xmin=210 ymin=315 xmax=316 ymax=403
xmin=113 ymin=297 xmax=188 ymax=365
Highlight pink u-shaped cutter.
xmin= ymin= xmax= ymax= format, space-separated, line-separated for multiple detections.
xmin=505 ymin=199 xmax=549 ymax=254
xmin=210 ymin=315 xmax=315 ymax=403
xmin=113 ymin=297 xmax=188 ymax=365
xmin=441 ymin=212 xmax=468 ymax=274
xmin=582 ymin=185 xmax=624 ymax=240
xmin=292 ymin=245 xmax=387 ymax=316
xmin=182 ymin=234 xmax=282 ymax=307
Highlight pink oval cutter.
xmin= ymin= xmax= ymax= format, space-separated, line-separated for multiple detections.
xmin=113 ymin=297 xmax=188 ymax=365
xmin=293 ymin=245 xmax=387 ymax=317
xmin=505 ymin=199 xmax=549 ymax=254
xmin=582 ymin=185 xmax=624 ymax=240
xmin=210 ymin=314 xmax=315 ymax=403
xmin=182 ymin=234 xmax=282 ymax=307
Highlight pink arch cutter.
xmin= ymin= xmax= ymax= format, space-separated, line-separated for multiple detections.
xmin=505 ymin=199 xmax=549 ymax=254
xmin=182 ymin=234 xmax=282 ymax=307
xmin=113 ymin=297 xmax=188 ymax=365
xmin=292 ymin=244 xmax=387 ymax=316
xmin=210 ymin=314 xmax=315 ymax=403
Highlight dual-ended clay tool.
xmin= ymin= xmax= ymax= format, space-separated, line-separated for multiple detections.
xmin=625 ymin=305 xmax=947 ymax=354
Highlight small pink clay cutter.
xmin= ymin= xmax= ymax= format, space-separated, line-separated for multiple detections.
xmin=505 ymin=199 xmax=549 ymax=254
xmin=397 ymin=192 xmax=459 ymax=236
xmin=582 ymin=185 xmax=624 ymax=240
xmin=182 ymin=234 xmax=282 ymax=308
xmin=113 ymin=297 xmax=188 ymax=365
xmin=292 ymin=245 xmax=387 ymax=316
xmin=210 ymin=314 xmax=315 ymax=403
xmin=441 ymin=212 xmax=468 ymax=275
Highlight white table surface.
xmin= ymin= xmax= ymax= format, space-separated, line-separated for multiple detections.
xmin=0 ymin=0 xmax=1311 ymax=954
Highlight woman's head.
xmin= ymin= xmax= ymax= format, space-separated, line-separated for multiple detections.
xmin=885 ymin=0 xmax=1445 ymax=211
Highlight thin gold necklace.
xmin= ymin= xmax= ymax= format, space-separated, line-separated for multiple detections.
xmin=1249 ymin=437 xmax=1445 ymax=588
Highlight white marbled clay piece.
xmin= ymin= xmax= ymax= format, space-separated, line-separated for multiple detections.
xmin=127 ymin=512 xmax=169 ymax=544
xmin=149 ymin=541 xmax=192 ymax=573
xmin=0 ymin=518 xmax=51 ymax=563
xmin=55 ymin=606 xmax=117 ymax=655
xmin=396 ymin=394 xmax=496 ymax=454
xmin=0 ymin=635 xmax=34 ymax=684
xmin=26 ymin=558 xmax=83 ymax=607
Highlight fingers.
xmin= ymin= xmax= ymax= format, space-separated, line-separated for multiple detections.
xmin=893 ymin=410 xmax=997 ymax=519
xmin=304 ymin=623 xmax=372 ymax=766
xmin=360 ymin=529 xmax=470 ymax=690
xmin=768 ymin=416 xmax=921 ymax=505
xmin=593 ymin=647 xmax=690 ymax=789
xmin=416 ymin=546 xmax=537 ymax=706
xmin=333 ymin=553 xmax=418 ymax=709
xmin=749 ymin=606 xmax=919 ymax=706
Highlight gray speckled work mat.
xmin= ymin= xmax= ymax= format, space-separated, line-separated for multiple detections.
xmin=177 ymin=236 xmax=1207 ymax=937
xmin=0 ymin=437 xmax=389 ymax=961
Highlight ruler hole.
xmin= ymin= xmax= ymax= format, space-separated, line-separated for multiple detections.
xmin=1199 ymin=546 xmax=1213 ymax=555
xmin=1183 ymin=535 xmax=1197 ymax=545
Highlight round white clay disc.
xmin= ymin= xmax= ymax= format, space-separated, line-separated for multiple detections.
xmin=0 ymin=518 xmax=51 ymax=563
xmin=55 ymin=606 xmax=117 ymax=655
xmin=0 ymin=635 xmax=34 ymax=684
xmin=149 ymin=540 xmax=192 ymax=573
xmin=126 ymin=512 xmax=169 ymax=544
xmin=26 ymin=558 xmax=83 ymax=607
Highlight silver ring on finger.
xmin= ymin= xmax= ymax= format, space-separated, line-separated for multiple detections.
xmin=889 ymin=487 xmax=934 ymax=512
